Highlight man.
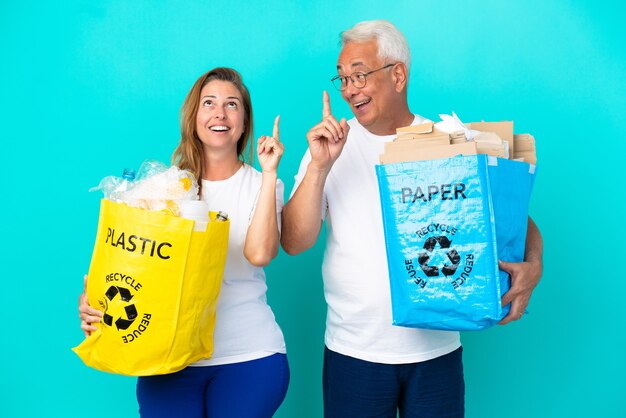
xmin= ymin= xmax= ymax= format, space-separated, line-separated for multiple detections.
xmin=281 ymin=20 xmax=543 ymax=418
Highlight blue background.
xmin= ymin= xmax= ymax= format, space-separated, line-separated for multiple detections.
xmin=1 ymin=1 xmax=624 ymax=417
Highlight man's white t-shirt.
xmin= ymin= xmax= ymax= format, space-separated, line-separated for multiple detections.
xmin=292 ymin=116 xmax=461 ymax=364
xmin=191 ymin=163 xmax=286 ymax=366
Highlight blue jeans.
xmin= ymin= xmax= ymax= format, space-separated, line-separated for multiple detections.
xmin=136 ymin=353 xmax=289 ymax=418
xmin=323 ymin=347 xmax=464 ymax=418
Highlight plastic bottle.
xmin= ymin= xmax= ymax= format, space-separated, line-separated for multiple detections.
xmin=179 ymin=200 xmax=210 ymax=232
xmin=110 ymin=168 xmax=136 ymax=202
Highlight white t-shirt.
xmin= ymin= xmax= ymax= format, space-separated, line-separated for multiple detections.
xmin=191 ymin=163 xmax=286 ymax=366
xmin=292 ymin=116 xmax=461 ymax=364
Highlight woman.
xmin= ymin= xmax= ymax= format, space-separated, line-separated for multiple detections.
xmin=79 ymin=67 xmax=289 ymax=417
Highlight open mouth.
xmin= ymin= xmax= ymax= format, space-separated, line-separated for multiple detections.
xmin=209 ymin=125 xmax=230 ymax=132
xmin=353 ymin=98 xmax=371 ymax=109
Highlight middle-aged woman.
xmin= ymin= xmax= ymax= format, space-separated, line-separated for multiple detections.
xmin=79 ymin=67 xmax=289 ymax=417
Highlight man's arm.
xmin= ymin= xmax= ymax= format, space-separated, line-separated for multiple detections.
xmin=498 ymin=216 xmax=543 ymax=324
xmin=281 ymin=91 xmax=349 ymax=255
xmin=281 ymin=165 xmax=327 ymax=255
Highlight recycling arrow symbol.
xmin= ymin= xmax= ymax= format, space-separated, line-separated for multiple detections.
xmin=417 ymin=235 xmax=461 ymax=277
xmin=102 ymin=285 xmax=138 ymax=330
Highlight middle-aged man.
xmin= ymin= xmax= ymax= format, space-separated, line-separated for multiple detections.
xmin=281 ymin=20 xmax=543 ymax=418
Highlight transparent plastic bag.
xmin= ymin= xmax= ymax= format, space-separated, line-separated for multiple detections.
xmin=91 ymin=160 xmax=200 ymax=215
xmin=89 ymin=168 xmax=137 ymax=202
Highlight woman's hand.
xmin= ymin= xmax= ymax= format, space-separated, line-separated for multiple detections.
xmin=79 ymin=274 xmax=103 ymax=337
xmin=257 ymin=115 xmax=284 ymax=174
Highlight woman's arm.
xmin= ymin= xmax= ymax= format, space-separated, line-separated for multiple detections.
xmin=244 ymin=116 xmax=284 ymax=266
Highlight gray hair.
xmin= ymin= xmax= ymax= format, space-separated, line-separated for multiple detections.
xmin=340 ymin=20 xmax=411 ymax=72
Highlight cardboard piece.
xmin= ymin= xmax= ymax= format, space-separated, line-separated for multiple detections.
xmin=468 ymin=121 xmax=514 ymax=155
xmin=449 ymin=131 xmax=466 ymax=143
xmin=396 ymin=121 xmax=434 ymax=134
xmin=476 ymin=142 xmax=507 ymax=158
xmin=396 ymin=122 xmax=450 ymax=142
xmin=384 ymin=136 xmax=450 ymax=154
xmin=379 ymin=118 xmax=537 ymax=166
xmin=380 ymin=141 xmax=477 ymax=164
xmin=513 ymin=134 xmax=536 ymax=164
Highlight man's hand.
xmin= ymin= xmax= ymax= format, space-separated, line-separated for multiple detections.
xmin=306 ymin=91 xmax=349 ymax=172
xmin=498 ymin=259 xmax=542 ymax=325
xmin=499 ymin=217 xmax=543 ymax=325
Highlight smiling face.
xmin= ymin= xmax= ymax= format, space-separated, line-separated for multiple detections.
xmin=337 ymin=39 xmax=410 ymax=135
xmin=195 ymin=80 xmax=245 ymax=154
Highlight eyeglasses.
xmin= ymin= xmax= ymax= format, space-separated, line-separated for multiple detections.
xmin=330 ymin=63 xmax=396 ymax=91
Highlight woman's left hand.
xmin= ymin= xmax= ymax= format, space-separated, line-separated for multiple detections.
xmin=257 ymin=115 xmax=284 ymax=173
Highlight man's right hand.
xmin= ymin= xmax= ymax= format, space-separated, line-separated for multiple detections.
xmin=79 ymin=274 xmax=102 ymax=337
xmin=306 ymin=91 xmax=349 ymax=172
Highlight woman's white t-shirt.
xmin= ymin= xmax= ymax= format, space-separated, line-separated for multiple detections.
xmin=191 ymin=163 xmax=286 ymax=366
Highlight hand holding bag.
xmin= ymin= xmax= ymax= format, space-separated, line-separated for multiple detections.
xmin=73 ymin=199 xmax=229 ymax=375
xmin=376 ymin=155 xmax=536 ymax=331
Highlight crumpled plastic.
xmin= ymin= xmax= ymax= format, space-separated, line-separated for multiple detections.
xmin=91 ymin=160 xmax=200 ymax=216
xmin=435 ymin=111 xmax=510 ymax=158
xmin=435 ymin=111 xmax=481 ymax=141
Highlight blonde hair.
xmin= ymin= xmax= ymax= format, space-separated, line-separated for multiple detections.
xmin=172 ymin=67 xmax=254 ymax=184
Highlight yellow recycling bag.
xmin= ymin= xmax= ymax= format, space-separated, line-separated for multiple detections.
xmin=73 ymin=199 xmax=229 ymax=376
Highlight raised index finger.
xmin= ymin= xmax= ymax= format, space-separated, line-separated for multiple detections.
xmin=322 ymin=90 xmax=332 ymax=118
xmin=273 ymin=115 xmax=280 ymax=140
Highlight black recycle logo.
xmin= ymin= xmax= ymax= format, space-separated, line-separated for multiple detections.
xmin=102 ymin=285 xmax=138 ymax=330
xmin=417 ymin=236 xmax=461 ymax=277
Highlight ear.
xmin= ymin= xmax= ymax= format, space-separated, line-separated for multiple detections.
xmin=391 ymin=62 xmax=408 ymax=93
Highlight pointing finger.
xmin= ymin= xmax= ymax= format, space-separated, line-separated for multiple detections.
xmin=273 ymin=115 xmax=280 ymax=140
xmin=322 ymin=90 xmax=332 ymax=118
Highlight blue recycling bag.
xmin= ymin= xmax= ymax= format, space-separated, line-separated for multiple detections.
xmin=375 ymin=154 xmax=536 ymax=331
